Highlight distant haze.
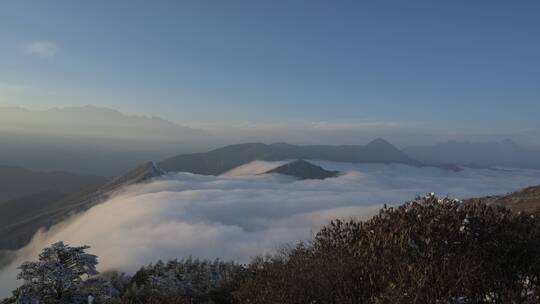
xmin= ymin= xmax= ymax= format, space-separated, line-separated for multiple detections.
xmin=0 ymin=105 xmax=208 ymax=141
xmin=1 ymin=105 xmax=539 ymax=175
xmin=405 ymin=140 xmax=540 ymax=169
xmin=0 ymin=106 xmax=217 ymax=175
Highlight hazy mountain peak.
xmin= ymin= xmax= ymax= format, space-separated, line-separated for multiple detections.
xmin=502 ymin=138 xmax=519 ymax=148
xmin=366 ymin=138 xmax=393 ymax=148
xmin=0 ymin=105 xmax=211 ymax=141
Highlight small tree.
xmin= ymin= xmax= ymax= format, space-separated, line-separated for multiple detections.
xmin=16 ymin=242 xmax=100 ymax=304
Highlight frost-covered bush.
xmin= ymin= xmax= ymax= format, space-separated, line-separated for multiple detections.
xmin=234 ymin=194 xmax=540 ymax=303
xmin=5 ymin=242 xmax=111 ymax=304
xmin=121 ymin=258 xmax=244 ymax=304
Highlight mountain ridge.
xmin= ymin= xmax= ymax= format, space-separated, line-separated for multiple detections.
xmin=159 ymin=140 xmax=424 ymax=175
xmin=0 ymin=161 xmax=165 ymax=250
xmin=0 ymin=165 xmax=107 ymax=203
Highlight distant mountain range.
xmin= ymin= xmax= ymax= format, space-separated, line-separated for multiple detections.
xmin=2 ymin=139 xmax=539 ymax=252
xmin=0 ymin=139 xmax=426 ymax=251
xmin=0 ymin=106 xmax=216 ymax=176
xmin=5 ymin=105 xmax=538 ymax=175
xmin=405 ymin=139 xmax=540 ymax=169
xmin=160 ymin=139 xmax=425 ymax=175
xmin=0 ymin=105 xmax=209 ymax=141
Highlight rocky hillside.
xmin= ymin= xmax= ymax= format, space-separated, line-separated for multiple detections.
xmin=264 ymin=160 xmax=339 ymax=180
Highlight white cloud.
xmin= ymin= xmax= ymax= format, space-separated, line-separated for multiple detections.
xmin=222 ymin=160 xmax=289 ymax=176
xmin=24 ymin=41 xmax=58 ymax=57
xmin=1 ymin=161 xmax=540 ymax=296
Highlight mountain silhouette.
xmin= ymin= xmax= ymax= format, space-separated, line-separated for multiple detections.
xmin=264 ymin=160 xmax=339 ymax=180
xmin=160 ymin=139 xmax=423 ymax=175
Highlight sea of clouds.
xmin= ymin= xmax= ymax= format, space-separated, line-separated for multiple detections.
xmin=2 ymin=161 xmax=540 ymax=296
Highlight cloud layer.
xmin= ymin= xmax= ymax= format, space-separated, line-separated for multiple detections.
xmin=1 ymin=161 xmax=540 ymax=296
xmin=24 ymin=41 xmax=58 ymax=57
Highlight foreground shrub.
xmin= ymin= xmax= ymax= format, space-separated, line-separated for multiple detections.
xmin=234 ymin=194 xmax=540 ymax=303
xmin=5 ymin=242 xmax=112 ymax=304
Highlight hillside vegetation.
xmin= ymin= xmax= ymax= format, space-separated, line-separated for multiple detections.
xmin=466 ymin=185 xmax=540 ymax=214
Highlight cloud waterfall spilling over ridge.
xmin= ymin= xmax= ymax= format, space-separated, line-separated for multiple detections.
xmin=1 ymin=161 xmax=540 ymax=296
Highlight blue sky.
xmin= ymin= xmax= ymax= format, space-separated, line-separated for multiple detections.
xmin=0 ymin=0 xmax=539 ymax=129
